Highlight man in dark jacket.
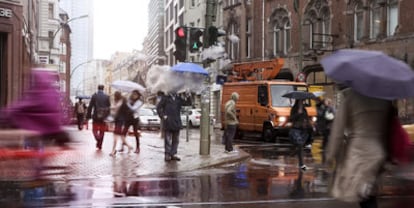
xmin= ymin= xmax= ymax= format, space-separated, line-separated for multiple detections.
xmin=156 ymin=92 xmax=190 ymax=161
xmin=86 ymin=85 xmax=111 ymax=150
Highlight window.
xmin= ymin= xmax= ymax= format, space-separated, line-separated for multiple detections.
xmin=284 ymin=21 xmax=291 ymax=54
xmin=273 ymin=26 xmax=280 ymax=56
xmin=304 ymin=0 xmax=331 ymax=50
xmin=246 ymin=18 xmax=252 ymax=58
xmin=227 ymin=24 xmax=239 ymax=60
xmin=369 ymin=0 xmax=381 ymax=39
xmin=48 ymin=3 xmax=54 ymax=19
xmin=387 ymin=0 xmax=398 ymax=36
xmin=270 ymin=8 xmax=291 ymax=56
xmin=354 ymin=2 xmax=364 ymax=41
xmin=48 ymin=31 xmax=54 ymax=48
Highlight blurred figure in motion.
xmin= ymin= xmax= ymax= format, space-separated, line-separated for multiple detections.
xmin=315 ymin=97 xmax=335 ymax=163
xmin=86 ymin=85 xmax=111 ymax=150
xmin=222 ymin=92 xmax=239 ymax=153
xmin=74 ymin=98 xmax=87 ymax=130
xmin=124 ymin=90 xmax=143 ymax=153
xmin=157 ymin=92 xmax=191 ymax=162
xmin=109 ymin=91 xmax=133 ymax=156
xmin=0 ymin=70 xmax=71 ymax=147
xmin=326 ymin=87 xmax=392 ymax=208
xmin=289 ymin=99 xmax=312 ymax=171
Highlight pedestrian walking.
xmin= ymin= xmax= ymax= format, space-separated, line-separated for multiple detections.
xmin=222 ymin=92 xmax=239 ymax=153
xmin=326 ymin=87 xmax=393 ymax=208
xmin=109 ymin=91 xmax=133 ymax=156
xmin=123 ymin=90 xmax=143 ymax=153
xmin=156 ymin=92 xmax=191 ymax=161
xmin=289 ymin=99 xmax=312 ymax=171
xmin=86 ymin=85 xmax=111 ymax=150
xmin=74 ymin=98 xmax=87 ymax=130
xmin=315 ymin=97 xmax=335 ymax=163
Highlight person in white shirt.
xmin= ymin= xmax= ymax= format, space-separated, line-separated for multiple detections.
xmin=121 ymin=90 xmax=143 ymax=153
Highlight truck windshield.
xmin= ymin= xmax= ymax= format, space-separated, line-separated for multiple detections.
xmin=270 ymin=85 xmax=307 ymax=107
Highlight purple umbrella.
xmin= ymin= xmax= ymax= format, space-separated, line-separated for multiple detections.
xmin=321 ymin=49 xmax=414 ymax=100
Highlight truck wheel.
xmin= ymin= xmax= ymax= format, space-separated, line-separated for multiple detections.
xmin=262 ymin=125 xmax=274 ymax=142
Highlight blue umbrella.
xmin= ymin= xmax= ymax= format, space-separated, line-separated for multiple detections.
xmin=321 ymin=49 xmax=414 ymax=100
xmin=171 ymin=62 xmax=208 ymax=75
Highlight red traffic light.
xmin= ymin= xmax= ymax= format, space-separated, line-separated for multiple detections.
xmin=176 ymin=27 xmax=186 ymax=38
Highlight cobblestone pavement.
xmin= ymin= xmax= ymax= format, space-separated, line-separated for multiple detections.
xmin=44 ymin=126 xmax=250 ymax=180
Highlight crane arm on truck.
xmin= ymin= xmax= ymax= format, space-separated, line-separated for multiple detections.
xmin=229 ymin=58 xmax=285 ymax=82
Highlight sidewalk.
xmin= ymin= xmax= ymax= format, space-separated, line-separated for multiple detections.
xmin=44 ymin=126 xmax=250 ymax=180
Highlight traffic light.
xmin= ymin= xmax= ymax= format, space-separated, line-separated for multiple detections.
xmin=207 ymin=26 xmax=219 ymax=47
xmin=173 ymin=27 xmax=187 ymax=62
xmin=189 ymin=28 xmax=203 ymax=53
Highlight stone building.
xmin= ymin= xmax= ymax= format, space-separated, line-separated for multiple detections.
xmin=223 ymin=0 xmax=414 ymax=121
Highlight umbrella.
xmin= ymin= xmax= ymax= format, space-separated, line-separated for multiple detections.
xmin=312 ymin=91 xmax=326 ymax=98
xmin=171 ymin=62 xmax=208 ymax=75
xmin=111 ymin=80 xmax=146 ymax=93
xmin=321 ymin=49 xmax=414 ymax=100
xmin=75 ymin=95 xmax=91 ymax=99
xmin=282 ymin=91 xmax=316 ymax=100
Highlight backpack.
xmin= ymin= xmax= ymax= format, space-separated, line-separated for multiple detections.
xmin=77 ymin=103 xmax=85 ymax=114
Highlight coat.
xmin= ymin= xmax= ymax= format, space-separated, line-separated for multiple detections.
xmin=87 ymin=90 xmax=111 ymax=122
xmin=224 ymin=92 xmax=239 ymax=126
xmin=156 ymin=94 xmax=190 ymax=131
xmin=326 ymin=88 xmax=392 ymax=202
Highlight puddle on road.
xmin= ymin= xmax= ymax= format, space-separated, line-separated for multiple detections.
xmin=1 ymin=145 xmax=413 ymax=207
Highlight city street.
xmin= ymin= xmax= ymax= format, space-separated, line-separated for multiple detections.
xmin=0 ymin=126 xmax=413 ymax=207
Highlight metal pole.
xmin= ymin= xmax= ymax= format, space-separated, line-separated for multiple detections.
xmin=200 ymin=0 xmax=216 ymax=155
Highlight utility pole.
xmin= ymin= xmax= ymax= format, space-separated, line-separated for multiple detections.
xmin=199 ymin=0 xmax=217 ymax=155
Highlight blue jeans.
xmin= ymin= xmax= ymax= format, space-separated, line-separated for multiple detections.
xmin=164 ymin=130 xmax=180 ymax=158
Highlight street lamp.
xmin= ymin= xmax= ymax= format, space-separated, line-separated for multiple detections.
xmin=70 ymin=59 xmax=96 ymax=79
xmin=48 ymin=14 xmax=89 ymax=63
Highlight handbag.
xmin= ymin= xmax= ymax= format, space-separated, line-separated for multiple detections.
xmin=389 ymin=115 xmax=411 ymax=164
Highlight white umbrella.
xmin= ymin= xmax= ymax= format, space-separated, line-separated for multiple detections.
xmin=312 ymin=91 xmax=326 ymax=98
xmin=111 ymin=80 xmax=145 ymax=93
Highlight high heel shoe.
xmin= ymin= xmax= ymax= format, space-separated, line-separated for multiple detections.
xmin=109 ymin=151 xmax=116 ymax=157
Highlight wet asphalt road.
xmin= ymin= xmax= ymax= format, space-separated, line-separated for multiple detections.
xmin=0 ymin=128 xmax=414 ymax=207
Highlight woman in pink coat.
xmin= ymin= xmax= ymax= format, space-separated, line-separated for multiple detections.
xmin=326 ymin=87 xmax=392 ymax=208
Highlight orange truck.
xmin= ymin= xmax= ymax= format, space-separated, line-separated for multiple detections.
xmin=221 ymin=58 xmax=317 ymax=142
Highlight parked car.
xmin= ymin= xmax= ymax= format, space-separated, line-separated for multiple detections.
xmin=181 ymin=108 xmax=201 ymax=128
xmin=139 ymin=108 xmax=161 ymax=130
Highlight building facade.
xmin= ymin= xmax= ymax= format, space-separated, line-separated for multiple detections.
xmin=0 ymin=0 xmax=37 ymax=107
xmin=145 ymin=0 xmax=166 ymax=68
xmin=59 ymin=0 xmax=93 ymax=98
xmin=222 ymin=0 xmax=414 ymax=119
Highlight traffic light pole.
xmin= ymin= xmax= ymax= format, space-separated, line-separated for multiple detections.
xmin=199 ymin=0 xmax=216 ymax=156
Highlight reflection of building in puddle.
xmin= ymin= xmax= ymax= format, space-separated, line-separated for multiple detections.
xmin=247 ymin=164 xmax=319 ymax=198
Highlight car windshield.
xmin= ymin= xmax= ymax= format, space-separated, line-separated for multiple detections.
xmin=140 ymin=108 xmax=156 ymax=116
xmin=270 ymin=85 xmax=309 ymax=107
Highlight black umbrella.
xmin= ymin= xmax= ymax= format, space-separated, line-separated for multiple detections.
xmin=282 ymin=91 xmax=315 ymax=100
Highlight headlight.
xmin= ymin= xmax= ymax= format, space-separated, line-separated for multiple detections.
xmin=312 ymin=117 xmax=317 ymax=122
xmin=278 ymin=116 xmax=287 ymax=122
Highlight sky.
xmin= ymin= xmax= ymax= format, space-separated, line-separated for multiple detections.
xmin=93 ymin=0 xmax=149 ymax=60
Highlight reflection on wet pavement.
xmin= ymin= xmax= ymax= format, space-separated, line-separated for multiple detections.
xmin=0 ymin=140 xmax=414 ymax=207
